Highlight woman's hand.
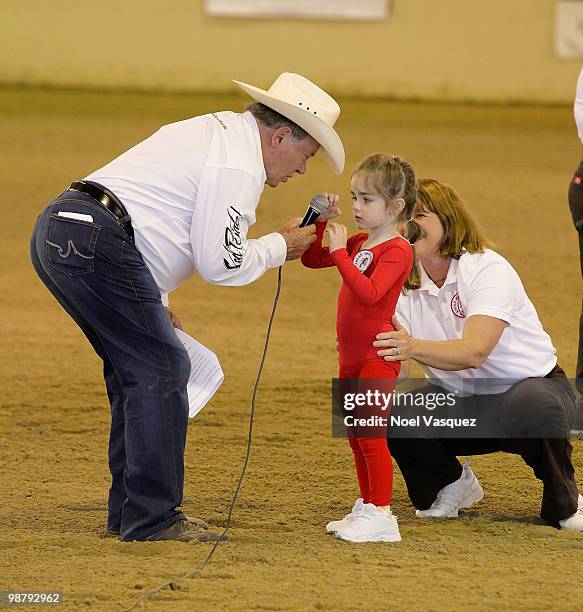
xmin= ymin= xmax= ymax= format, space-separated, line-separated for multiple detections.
xmin=373 ymin=316 xmax=414 ymax=361
xmin=317 ymin=192 xmax=341 ymax=222
xmin=327 ymin=222 xmax=348 ymax=253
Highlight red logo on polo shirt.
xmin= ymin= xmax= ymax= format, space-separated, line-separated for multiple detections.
xmin=574 ymin=175 xmax=582 ymax=185
xmin=451 ymin=293 xmax=465 ymax=318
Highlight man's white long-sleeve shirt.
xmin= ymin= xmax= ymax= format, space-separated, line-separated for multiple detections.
xmin=85 ymin=111 xmax=287 ymax=305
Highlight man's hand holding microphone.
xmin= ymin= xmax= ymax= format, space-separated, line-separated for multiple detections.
xmin=278 ymin=218 xmax=317 ymax=260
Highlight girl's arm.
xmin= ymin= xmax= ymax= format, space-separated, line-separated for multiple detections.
xmin=301 ymin=193 xmax=341 ymax=269
xmin=330 ymin=244 xmax=411 ymax=306
xmin=301 ymin=221 xmax=335 ymax=268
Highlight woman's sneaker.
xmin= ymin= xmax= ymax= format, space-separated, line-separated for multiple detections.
xmin=325 ymin=498 xmax=364 ymax=534
xmin=335 ymin=504 xmax=401 ymax=543
xmin=416 ymin=460 xmax=484 ymax=518
xmin=559 ymin=494 xmax=583 ymax=532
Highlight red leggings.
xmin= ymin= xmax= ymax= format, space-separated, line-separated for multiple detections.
xmin=341 ymin=359 xmax=400 ymax=507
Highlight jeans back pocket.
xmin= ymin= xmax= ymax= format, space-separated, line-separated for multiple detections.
xmin=46 ymin=215 xmax=101 ymax=276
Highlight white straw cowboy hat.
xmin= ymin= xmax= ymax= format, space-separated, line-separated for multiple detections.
xmin=233 ymin=72 xmax=345 ymax=175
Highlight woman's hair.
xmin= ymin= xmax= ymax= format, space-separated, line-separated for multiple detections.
xmin=416 ymin=179 xmax=490 ymax=257
xmin=404 ymin=178 xmax=491 ymax=291
xmin=352 ymin=154 xmax=419 ymax=292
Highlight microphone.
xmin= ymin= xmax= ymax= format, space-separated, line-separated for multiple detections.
xmin=299 ymin=193 xmax=329 ymax=228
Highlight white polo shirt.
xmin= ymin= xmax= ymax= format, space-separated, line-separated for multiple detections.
xmin=85 ymin=111 xmax=287 ymax=305
xmin=395 ymin=249 xmax=557 ymax=395
xmin=575 ymin=66 xmax=583 ymax=144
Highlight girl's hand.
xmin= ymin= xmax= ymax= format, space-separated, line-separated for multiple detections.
xmin=327 ymin=223 xmax=348 ymax=253
xmin=317 ymin=192 xmax=341 ymax=222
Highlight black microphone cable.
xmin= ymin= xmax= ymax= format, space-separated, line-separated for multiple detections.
xmin=125 ymin=265 xmax=283 ymax=611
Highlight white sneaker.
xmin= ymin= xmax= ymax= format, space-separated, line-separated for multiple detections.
xmin=559 ymin=494 xmax=583 ymax=532
xmin=416 ymin=460 xmax=484 ymax=518
xmin=335 ymin=503 xmax=401 ymax=543
xmin=325 ymin=498 xmax=364 ymax=534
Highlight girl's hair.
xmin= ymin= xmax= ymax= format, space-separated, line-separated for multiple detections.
xmin=352 ymin=154 xmax=417 ymax=226
xmin=352 ymin=153 xmax=419 ymax=291
xmin=404 ymin=178 xmax=491 ymax=291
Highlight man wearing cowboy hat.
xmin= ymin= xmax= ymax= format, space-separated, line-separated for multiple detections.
xmin=29 ymin=73 xmax=344 ymax=542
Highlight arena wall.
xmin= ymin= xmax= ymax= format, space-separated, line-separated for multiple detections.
xmin=0 ymin=0 xmax=579 ymax=103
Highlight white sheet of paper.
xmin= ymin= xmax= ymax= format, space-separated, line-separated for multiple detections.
xmin=57 ymin=211 xmax=94 ymax=222
xmin=174 ymin=328 xmax=224 ymax=418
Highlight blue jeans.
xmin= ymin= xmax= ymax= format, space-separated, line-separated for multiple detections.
xmin=30 ymin=190 xmax=190 ymax=540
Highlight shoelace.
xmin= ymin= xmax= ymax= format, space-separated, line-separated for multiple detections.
xmin=344 ymin=501 xmax=364 ymax=520
xmin=357 ymin=508 xmax=395 ymax=521
xmin=436 ymin=486 xmax=463 ymax=503
xmin=433 ymin=481 xmax=468 ymax=508
xmin=433 ymin=462 xmax=473 ymax=506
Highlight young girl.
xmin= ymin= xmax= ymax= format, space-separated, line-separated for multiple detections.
xmin=302 ymin=154 xmax=416 ymax=543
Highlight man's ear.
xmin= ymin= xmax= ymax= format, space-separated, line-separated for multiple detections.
xmin=271 ymin=126 xmax=293 ymax=147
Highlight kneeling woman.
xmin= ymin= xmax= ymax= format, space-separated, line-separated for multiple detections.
xmin=374 ymin=178 xmax=582 ymax=531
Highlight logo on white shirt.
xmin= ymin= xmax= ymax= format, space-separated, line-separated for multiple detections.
xmin=450 ymin=292 xmax=465 ymax=318
xmin=353 ymin=250 xmax=373 ymax=272
xmin=223 ymin=206 xmax=245 ymax=270
xmin=212 ymin=113 xmax=228 ymax=130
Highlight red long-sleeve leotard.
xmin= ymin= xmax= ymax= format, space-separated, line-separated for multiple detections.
xmin=302 ymin=221 xmax=413 ymax=507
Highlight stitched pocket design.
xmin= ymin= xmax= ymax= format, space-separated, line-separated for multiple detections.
xmin=46 ymin=215 xmax=101 ymax=276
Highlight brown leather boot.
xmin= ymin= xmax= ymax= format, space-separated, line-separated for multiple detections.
xmin=105 ymin=517 xmax=211 ymax=540
xmin=146 ymin=519 xmax=227 ymax=542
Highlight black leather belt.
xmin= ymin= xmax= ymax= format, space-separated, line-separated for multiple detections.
xmin=68 ymin=180 xmax=134 ymax=241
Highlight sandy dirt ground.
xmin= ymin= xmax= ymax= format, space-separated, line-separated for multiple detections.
xmin=1 ymin=89 xmax=582 ymax=611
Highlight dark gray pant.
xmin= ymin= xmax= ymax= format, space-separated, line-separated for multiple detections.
xmin=569 ymin=159 xmax=583 ymax=393
xmin=388 ymin=370 xmax=579 ymax=526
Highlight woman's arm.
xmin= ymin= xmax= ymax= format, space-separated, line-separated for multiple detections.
xmin=374 ymin=315 xmax=507 ymax=371
xmin=397 ymin=360 xmax=410 ymax=382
